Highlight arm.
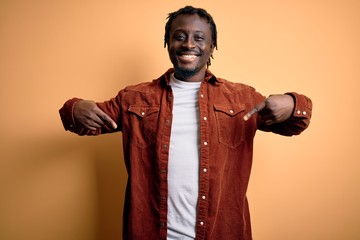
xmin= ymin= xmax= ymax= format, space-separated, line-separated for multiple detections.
xmin=244 ymin=92 xmax=312 ymax=136
xmin=59 ymin=96 xmax=120 ymax=136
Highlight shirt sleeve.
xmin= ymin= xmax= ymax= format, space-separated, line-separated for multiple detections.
xmin=258 ymin=92 xmax=313 ymax=136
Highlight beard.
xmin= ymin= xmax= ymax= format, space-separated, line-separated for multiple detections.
xmin=174 ymin=66 xmax=199 ymax=79
xmin=171 ymin=47 xmax=208 ymax=80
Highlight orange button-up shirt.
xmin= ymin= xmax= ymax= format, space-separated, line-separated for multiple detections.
xmin=59 ymin=68 xmax=312 ymax=240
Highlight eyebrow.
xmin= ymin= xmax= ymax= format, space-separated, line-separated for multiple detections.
xmin=172 ymin=29 xmax=205 ymax=34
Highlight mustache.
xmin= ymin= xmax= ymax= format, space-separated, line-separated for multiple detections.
xmin=176 ymin=46 xmax=203 ymax=56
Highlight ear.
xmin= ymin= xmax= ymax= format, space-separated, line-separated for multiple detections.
xmin=210 ymin=41 xmax=215 ymax=53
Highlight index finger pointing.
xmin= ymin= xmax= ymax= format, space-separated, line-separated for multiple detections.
xmin=243 ymin=107 xmax=259 ymax=121
xmin=243 ymin=100 xmax=266 ymax=121
xmin=94 ymin=108 xmax=118 ymax=129
xmin=101 ymin=114 xmax=118 ymax=129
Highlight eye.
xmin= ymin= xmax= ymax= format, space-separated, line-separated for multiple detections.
xmin=194 ymin=35 xmax=204 ymax=41
xmin=174 ymin=33 xmax=186 ymax=41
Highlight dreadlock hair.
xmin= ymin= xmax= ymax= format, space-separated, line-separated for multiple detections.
xmin=164 ymin=6 xmax=218 ymax=67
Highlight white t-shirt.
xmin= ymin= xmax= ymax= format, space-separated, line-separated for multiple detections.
xmin=167 ymin=74 xmax=201 ymax=240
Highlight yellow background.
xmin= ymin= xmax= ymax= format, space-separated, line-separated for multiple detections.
xmin=1 ymin=0 xmax=359 ymax=239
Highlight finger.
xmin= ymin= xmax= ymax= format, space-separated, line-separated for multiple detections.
xmin=86 ymin=125 xmax=99 ymax=131
xmin=243 ymin=107 xmax=258 ymax=121
xmin=82 ymin=115 xmax=104 ymax=130
xmin=94 ymin=108 xmax=117 ymax=129
xmin=80 ymin=119 xmax=100 ymax=131
xmin=264 ymin=119 xmax=275 ymax=125
xmin=90 ymin=117 xmax=106 ymax=128
xmin=243 ymin=100 xmax=266 ymax=121
xmin=101 ymin=114 xmax=118 ymax=129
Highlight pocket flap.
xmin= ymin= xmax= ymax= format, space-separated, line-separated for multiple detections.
xmin=214 ymin=103 xmax=246 ymax=117
xmin=128 ymin=105 xmax=160 ymax=118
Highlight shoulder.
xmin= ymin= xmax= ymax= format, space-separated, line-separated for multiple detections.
xmin=122 ymin=70 xmax=170 ymax=94
xmin=212 ymin=77 xmax=265 ymax=104
xmin=216 ymin=77 xmax=257 ymax=94
xmin=122 ymin=79 xmax=163 ymax=95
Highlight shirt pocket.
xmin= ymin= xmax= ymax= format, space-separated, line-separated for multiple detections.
xmin=128 ymin=105 xmax=160 ymax=148
xmin=214 ymin=103 xmax=247 ymax=149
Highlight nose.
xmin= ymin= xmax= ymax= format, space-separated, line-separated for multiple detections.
xmin=183 ymin=37 xmax=196 ymax=49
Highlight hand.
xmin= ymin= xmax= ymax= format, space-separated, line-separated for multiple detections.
xmin=73 ymin=100 xmax=117 ymax=131
xmin=243 ymin=94 xmax=294 ymax=125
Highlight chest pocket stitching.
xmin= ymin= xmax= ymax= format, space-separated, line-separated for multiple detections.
xmin=128 ymin=105 xmax=160 ymax=118
xmin=214 ymin=103 xmax=247 ymax=149
xmin=127 ymin=105 xmax=160 ymax=148
xmin=213 ymin=103 xmax=246 ymax=116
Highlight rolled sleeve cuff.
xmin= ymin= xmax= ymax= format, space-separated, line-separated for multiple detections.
xmin=286 ymin=92 xmax=313 ymax=119
xmin=59 ymin=98 xmax=83 ymax=131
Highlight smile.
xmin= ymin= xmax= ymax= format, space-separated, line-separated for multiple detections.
xmin=177 ymin=54 xmax=198 ymax=62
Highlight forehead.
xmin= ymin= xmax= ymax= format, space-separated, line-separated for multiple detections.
xmin=170 ymin=14 xmax=212 ymax=34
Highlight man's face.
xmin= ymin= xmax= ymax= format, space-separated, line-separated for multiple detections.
xmin=167 ymin=14 xmax=214 ymax=80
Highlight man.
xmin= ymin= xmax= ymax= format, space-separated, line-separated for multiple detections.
xmin=59 ymin=6 xmax=312 ymax=240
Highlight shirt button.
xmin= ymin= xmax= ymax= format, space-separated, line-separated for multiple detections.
xmin=297 ymin=110 xmax=301 ymax=114
xmin=229 ymin=110 xmax=234 ymax=114
xmin=141 ymin=112 xmax=145 ymax=116
xmin=203 ymin=142 xmax=208 ymax=146
xmin=69 ymin=124 xmax=74 ymax=128
xmin=161 ymin=169 xmax=167 ymax=173
xmin=302 ymin=111 xmax=307 ymax=115
xmin=203 ymin=117 xmax=207 ymax=121
xmin=163 ymin=144 xmax=168 ymax=149
xmin=203 ymin=168 xmax=207 ymax=172
xmin=200 ymin=221 xmax=204 ymax=226
xmin=202 ymin=196 xmax=206 ymax=200
xmin=200 ymin=94 xmax=204 ymax=98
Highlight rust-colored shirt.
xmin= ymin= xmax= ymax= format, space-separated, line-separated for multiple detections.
xmin=59 ymin=69 xmax=312 ymax=240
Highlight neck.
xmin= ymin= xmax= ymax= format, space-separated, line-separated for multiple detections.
xmin=173 ymin=67 xmax=207 ymax=82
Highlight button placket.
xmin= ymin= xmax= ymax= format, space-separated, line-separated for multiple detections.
xmin=196 ymin=84 xmax=209 ymax=239
xmin=159 ymin=88 xmax=172 ymax=239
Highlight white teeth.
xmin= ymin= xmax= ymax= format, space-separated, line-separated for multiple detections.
xmin=182 ymin=55 xmax=197 ymax=58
